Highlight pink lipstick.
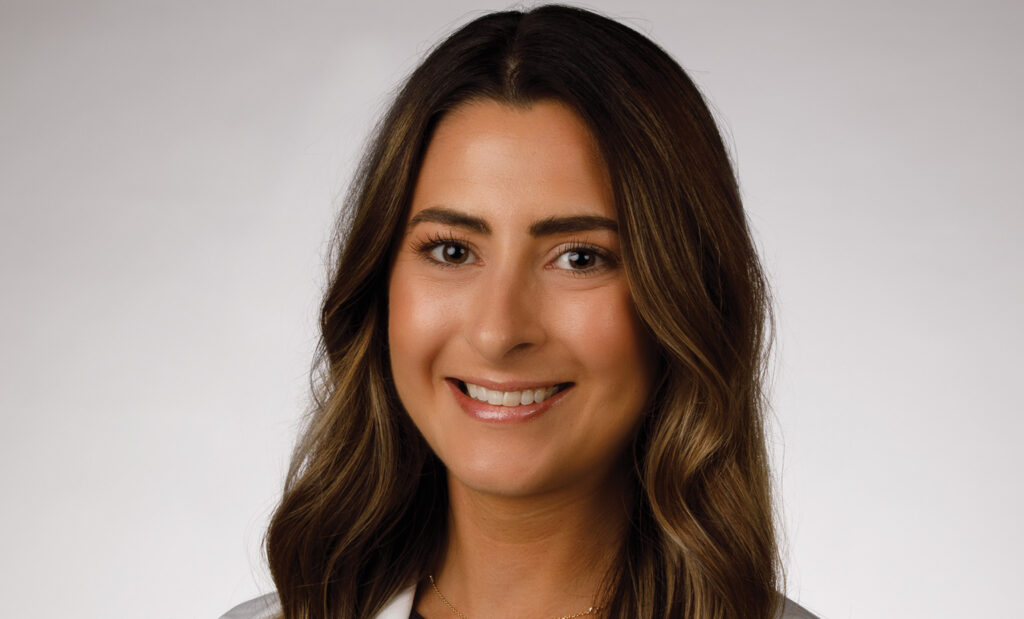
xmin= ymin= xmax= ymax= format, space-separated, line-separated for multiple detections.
xmin=446 ymin=378 xmax=572 ymax=423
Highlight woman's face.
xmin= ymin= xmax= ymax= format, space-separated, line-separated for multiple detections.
xmin=388 ymin=99 xmax=656 ymax=498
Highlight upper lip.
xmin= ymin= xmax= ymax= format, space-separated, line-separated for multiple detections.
xmin=448 ymin=377 xmax=572 ymax=392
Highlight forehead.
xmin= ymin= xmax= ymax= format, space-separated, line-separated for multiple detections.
xmin=408 ymin=98 xmax=615 ymax=224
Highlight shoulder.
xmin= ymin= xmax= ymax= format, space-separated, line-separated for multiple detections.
xmin=218 ymin=586 xmax=415 ymax=619
xmin=218 ymin=592 xmax=281 ymax=619
xmin=779 ymin=596 xmax=821 ymax=619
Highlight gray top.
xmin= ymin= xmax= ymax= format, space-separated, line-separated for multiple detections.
xmin=220 ymin=587 xmax=820 ymax=618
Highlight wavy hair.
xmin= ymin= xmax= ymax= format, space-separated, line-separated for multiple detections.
xmin=266 ymin=5 xmax=780 ymax=618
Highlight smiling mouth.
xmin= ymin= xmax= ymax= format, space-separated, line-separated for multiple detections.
xmin=455 ymin=380 xmax=572 ymax=407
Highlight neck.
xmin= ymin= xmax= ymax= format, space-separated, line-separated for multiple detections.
xmin=420 ymin=472 xmax=630 ymax=619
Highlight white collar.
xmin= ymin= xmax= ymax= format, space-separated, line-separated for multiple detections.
xmin=375 ymin=584 xmax=416 ymax=619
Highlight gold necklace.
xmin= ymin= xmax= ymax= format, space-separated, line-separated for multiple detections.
xmin=428 ymin=575 xmax=602 ymax=619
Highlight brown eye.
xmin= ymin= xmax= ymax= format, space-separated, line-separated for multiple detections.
xmin=429 ymin=242 xmax=474 ymax=264
xmin=552 ymin=246 xmax=608 ymax=272
xmin=566 ymin=250 xmax=594 ymax=269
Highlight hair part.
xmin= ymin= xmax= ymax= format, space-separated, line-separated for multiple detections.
xmin=266 ymin=5 xmax=781 ymax=618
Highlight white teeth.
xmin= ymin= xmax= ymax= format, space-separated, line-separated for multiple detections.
xmin=462 ymin=382 xmax=562 ymax=406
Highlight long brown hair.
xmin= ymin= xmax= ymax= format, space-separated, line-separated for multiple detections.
xmin=266 ymin=5 xmax=780 ymax=618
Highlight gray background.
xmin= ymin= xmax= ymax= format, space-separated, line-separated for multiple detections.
xmin=2 ymin=1 xmax=1021 ymax=617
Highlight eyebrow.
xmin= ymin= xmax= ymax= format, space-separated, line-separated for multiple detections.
xmin=408 ymin=207 xmax=490 ymax=234
xmin=528 ymin=215 xmax=618 ymax=236
xmin=407 ymin=206 xmax=618 ymax=237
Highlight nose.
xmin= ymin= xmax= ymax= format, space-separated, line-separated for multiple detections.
xmin=464 ymin=260 xmax=546 ymax=361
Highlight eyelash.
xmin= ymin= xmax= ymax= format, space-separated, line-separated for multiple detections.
xmin=550 ymin=240 xmax=617 ymax=276
xmin=413 ymin=233 xmax=617 ymax=275
xmin=413 ymin=232 xmax=476 ymax=268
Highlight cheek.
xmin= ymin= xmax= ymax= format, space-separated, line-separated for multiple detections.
xmin=387 ymin=267 xmax=454 ymax=401
xmin=551 ymin=285 xmax=656 ymax=447
xmin=555 ymin=286 xmax=654 ymax=385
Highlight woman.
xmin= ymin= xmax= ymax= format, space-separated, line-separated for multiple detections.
xmin=224 ymin=5 xmax=817 ymax=619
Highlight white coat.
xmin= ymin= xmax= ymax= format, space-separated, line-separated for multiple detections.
xmin=220 ymin=585 xmax=414 ymax=619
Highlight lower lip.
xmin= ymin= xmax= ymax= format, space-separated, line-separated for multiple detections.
xmin=446 ymin=379 xmax=571 ymax=424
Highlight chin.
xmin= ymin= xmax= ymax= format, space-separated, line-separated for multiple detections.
xmin=444 ymin=449 xmax=567 ymax=498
